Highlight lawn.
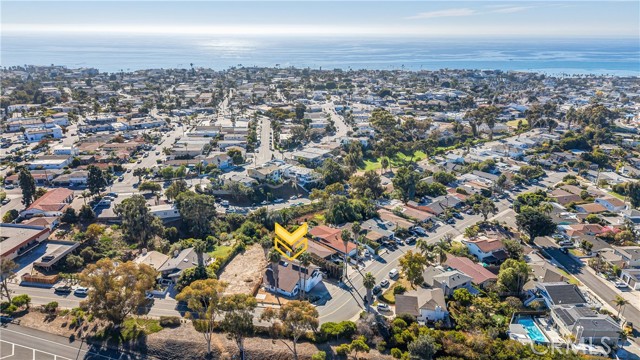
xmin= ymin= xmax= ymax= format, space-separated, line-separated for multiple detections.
xmin=361 ymin=150 xmax=427 ymax=171
xmin=557 ymin=268 xmax=581 ymax=286
xmin=506 ymin=119 xmax=528 ymax=128
xmin=607 ymin=191 xmax=625 ymax=200
xmin=209 ymin=245 xmax=233 ymax=260
xmin=380 ymin=277 xmax=411 ymax=304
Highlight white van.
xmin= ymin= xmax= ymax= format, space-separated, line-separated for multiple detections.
xmin=389 ymin=268 xmax=399 ymax=279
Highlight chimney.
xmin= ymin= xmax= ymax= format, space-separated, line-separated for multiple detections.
xmin=142 ymin=248 xmax=148 ymax=255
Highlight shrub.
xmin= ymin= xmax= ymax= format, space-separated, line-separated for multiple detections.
xmin=391 ymin=348 xmax=403 ymax=359
xmin=311 ymin=351 xmax=326 ymax=360
xmin=336 ymin=344 xmax=350 ymax=356
xmin=320 ymin=321 xmax=357 ymax=341
xmin=43 ymin=301 xmax=59 ymax=313
xmin=11 ymin=294 xmax=31 ymax=309
xmin=3 ymin=304 xmax=18 ymax=315
xmin=377 ymin=340 xmax=387 ymax=352
xmin=393 ymin=284 xmax=407 ymax=295
xmin=0 ymin=301 xmax=10 ymax=312
xmin=159 ymin=316 xmax=181 ymax=328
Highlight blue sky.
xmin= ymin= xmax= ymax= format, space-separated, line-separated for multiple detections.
xmin=2 ymin=1 xmax=639 ymax=37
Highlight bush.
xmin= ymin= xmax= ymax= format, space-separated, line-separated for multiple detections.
xmin=311 ymin=351 xmax=326 ymax=360
xmin=319 ymin=321 xmax=357 ymax=341
xmin=0 ymin=301 xmax=10 ymax=312
xmin=43 ymin=301 xmax=59 ymax=313
xmin=336 ymin=344 xmax=350 ymax=356
xmin=11 ymin=294 xmax=30 ymax=309
xmin=3 ymin=304 xmax=18 ymax=315
xmin=393 ymin=284 xmax=407 ymax=295
xmin=159 ymin=316 xmax=181 ymax=328
xmin=377 ymin=340 xmax=387 ymax=352
xmin=391 ymin=348 xmax=403 ymax=359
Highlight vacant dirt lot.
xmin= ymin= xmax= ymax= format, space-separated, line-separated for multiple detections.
xmin=218 ymin=244 xmax=266 ymax=295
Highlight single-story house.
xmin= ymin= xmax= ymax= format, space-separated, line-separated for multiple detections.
xmin=395 ymin=288 xmax=449 ymax=323
xmin=20 ymin=188 xmax=74 ymax=218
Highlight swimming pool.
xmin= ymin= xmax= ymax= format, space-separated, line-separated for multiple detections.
xmin=515 ymin=316 xmax=548 ymax=343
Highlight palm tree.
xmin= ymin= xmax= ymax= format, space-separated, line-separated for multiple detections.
xmin=297 ymin=253 xmax=312 ymax=300
xmin=363 ymin=272 xmax=376 ymax=312
xmin=268 ymin=249 xmax=281 ymax=294
xmin=260 ymin=237 xmax=272 ymax=260
xmin=193 ymin=239 xmax=206 ymax=267
xmin=415 ymin=239 xmax=437 ymax=265
xmin=341 ymin=229 xmax=352 ymax=280
xmin=80 ymin=190 xmax=91 ymax=205
xmin=614 ymin=295 xmax=628 ymax=318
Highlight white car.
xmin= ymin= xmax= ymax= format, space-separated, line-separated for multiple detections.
xmin=377 ymin=303 xmax=390 ymax=312
xmin=614 ymin=281 xmax=629 ymax=289
xmin=74 ymin=287 xmax=89 ymax=296
xmin=389 ymin=268 xmax=399 ymax=279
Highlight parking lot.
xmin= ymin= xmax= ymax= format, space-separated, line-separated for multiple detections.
xmin=1 ymin=340 xmax=72 ymax=360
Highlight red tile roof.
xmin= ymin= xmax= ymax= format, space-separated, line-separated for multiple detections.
xmin=445 ymin=255 xmax=497 ymax=285
xmin=466 ymin=238 xmax=505 ymax=253
xmin=308 ymin=225 xmax=357 ymax=255
xmin=27 ymin=188 xmax=73 ymax=212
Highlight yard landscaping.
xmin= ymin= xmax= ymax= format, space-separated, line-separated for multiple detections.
xmin=379 ymin=277 xmax=411 ymax=304
xmin=362 ymin=150 xmax=427 ymax=171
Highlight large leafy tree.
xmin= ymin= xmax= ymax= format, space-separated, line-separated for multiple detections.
xmin=114 ymin=194 xmax=163 ymax=248
xmin=18 ymin=167 xmax=36 ymax=207
xmin=399 ymin=250 xmax=428 ymax=289
xmin=220 ymin=294 xmax=258 ymax=360
xmin=138 ymin=181 xmax=162 ymax=195
xmin=175 ymin=191 xmax=218 ymax=238
xmin=515 ymin=206 xmax=557 ymax=243
xmin=260 ymin=300 xmax=319 ymax=360
xmin=87 ymin=165 xmax=106 ymax=195
xmin=176 ymin=279 xmax=228 ymax=356
xmin=79 ymin=259 xmax=157 ymax=328
xmin=473 ymin=198 xmax=498 ymax=222
xmin=348 ymin=170 xmax=384 ymax=199
xmin=393 ymin=166 xmax=421 ymax=203
xmin=165 ymin=179 xmax=189 ymax=200
xmin=408 ymin=334 xmax=439 ymax=360
xmin=497 ymin=259 xmax=530 ymax=294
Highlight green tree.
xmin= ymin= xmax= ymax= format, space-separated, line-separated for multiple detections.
xmin=432 ymin=171 xmax=456 ymax=186
xmin=164 ymin=179 xmax=189 ymax=200
xmin=614 ymin=295 xmax=628 ymax=318
xmin=175 ymin=192 xmax=217 ymax=238
xmin=11 ymin=294 xmax=31 ymax=309
xmin=349 ymin=170 xmax=384 ymax=199
xmin=2 ymin=209 xmax=19 ymax=223
xmin=260 ymin=300 xmax=319 ymax=360
xmin=177 ymin=279 xmax=228 ymax=356
xmin=87 ymin=165 xmax=106 ymax=195
xmin=473 ymin=198 xmax=498 ymax=222
xmin=114 ymin=195 xmax=163 ymax=248
xmin=18 ymin=168 xmax=36 ymax=206
xmin=363 ymin=272 xmax=376 ymax=312
xmin=139 ymin=181 xmax=162 ymax=194
xmin=0 ymin=258 xmax=18 ymax=301
xmin=220 ymin=294 xmax=257 ymax=360
xmin=133 ymin=167 xmax=147 ymax=183
xmin=79 ymin=259 xmax=157 ymax=329
xmin=627 ymin=181 xmax=640 ymax=208
xmin=346 ymin=336 xmax=370 ymax=360
xmin=297 ymin=252 xmax=312 ymax=300
xmin=393 ymin=166 xmax=421 ymax=203
xmin=408 ymin=334 xmax=439 ymax=360
xmin=515 ymin=207 xmax=557 ymax=243
xmin=78 ymin=204 xmax=95 ymax=222
xmin=227 ymin=148 xmax=244 ymax=165
xmin=498 ymin=259 xmax=530 ymax=294
xmin=34 ymin=187 xmax=47 ymax=200
xmin=268 ymin=249 xmax=281 ymax=293
xmin=399 ymin=250 xmax=427 ymax=289
xmin=60 ymin=207 xmax=78 ymax=223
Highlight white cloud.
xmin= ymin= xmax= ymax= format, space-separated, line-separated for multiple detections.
xmin=406 ymin=8 xmax=476 ymax=20
xmin=489 ymin=6 xmax=535 ymax=14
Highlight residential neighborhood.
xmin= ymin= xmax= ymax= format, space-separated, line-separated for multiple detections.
xmin=1 ymin=63 xmax=640 ymax=360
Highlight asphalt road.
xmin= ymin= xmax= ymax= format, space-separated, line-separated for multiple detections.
xmin=0 ymin=323 xmax=148 ymax=359
xmin=535 ymin=236 xmax=640 ymax=346
xmin=317 ymin=198 xmax=513 ymax=323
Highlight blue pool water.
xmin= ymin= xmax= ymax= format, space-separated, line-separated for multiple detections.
xmin=516 ymin=317 xmax=548 ymax=343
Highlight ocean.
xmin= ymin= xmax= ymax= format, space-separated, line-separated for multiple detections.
xmin=2 ymin=34 xmax=639 ymax=76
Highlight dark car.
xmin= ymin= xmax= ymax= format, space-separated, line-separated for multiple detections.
xmin=453 ymin=213 xmax=463 ymax=220
xmin=54 ymin=285 xmax=72 ymax=294
xmin=372 ymin=285 xmax=382 ymax=295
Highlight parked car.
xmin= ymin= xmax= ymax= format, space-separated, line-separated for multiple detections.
xmin=372 ymin=285 xmax=382 ymax=295
xmin=453 ymin=212 xmax=463 ymax=220
xmin=560 ymin=247 xmax=569 ymax=254
xmin=4 ymin=184 xmax=14 ymax=190
xmin=380 ymin=279 xmax=390 ymax=288
xmin=74 ymin=287 xmax=89 ymax=296
xmin=54 ymin=285 xmax=72 ymax=294
xmin=221 ymin=200 xmax=230 ymax=207
xmin=389 ymin=268 xmax=399 ymax=279
xmin=615 ymin=281 xmax=629 ymax=289
xmin=377 ymin=303 xmax=390 ymax=312
xmin=412 ymin=227 xmax=427 ymax=236
xmin=558 ymin=241 xmax=574 ymax=248
xmin=405 ymin=236 xmax=416 ymax=244
xmin=1 ymin=199 xmax=9 ymax=205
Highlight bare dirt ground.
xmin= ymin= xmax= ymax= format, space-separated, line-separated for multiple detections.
xmin=218 ymin=244 xmax=266 ymax=295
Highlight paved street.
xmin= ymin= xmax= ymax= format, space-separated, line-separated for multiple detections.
xmin=0 ymin=324 xmax=147 ymax=359
xmin=317 ymin=198 xmax=512 ymax=323
xmin=535 ymin=236 xmax=640 ymax=346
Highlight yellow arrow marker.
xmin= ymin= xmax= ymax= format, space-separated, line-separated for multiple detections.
xmin=274 ymin=223 xmax=308 ymax=261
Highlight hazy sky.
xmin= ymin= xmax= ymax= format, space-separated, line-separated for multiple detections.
xmin=2 ymin=1 xmax=639 ymax=38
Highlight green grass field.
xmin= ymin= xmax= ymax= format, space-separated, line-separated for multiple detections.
xmin=506 ymin=119 xmax=528 ymax=128
xmin=361 ymin=150 xmax=427 ymax=171
xmin=209 ymin=245 xmax=233 ymax=259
